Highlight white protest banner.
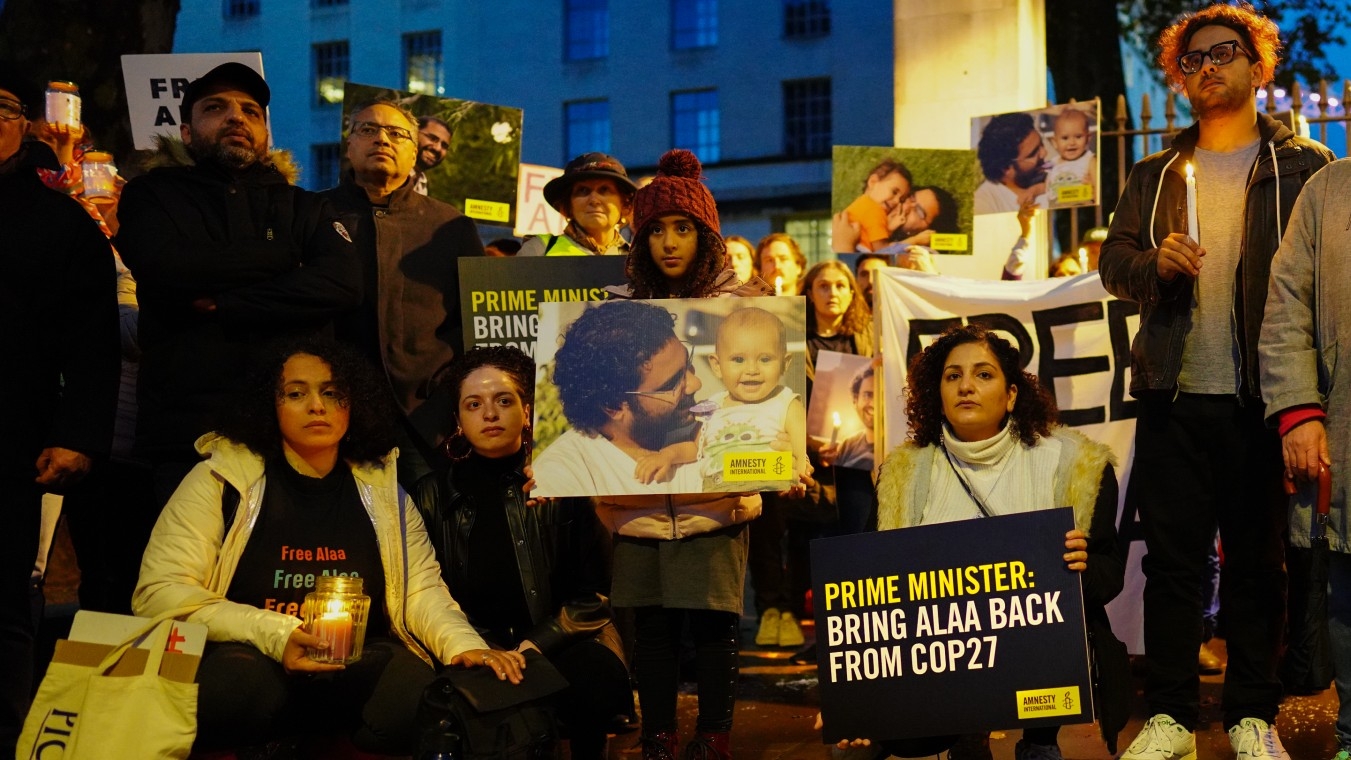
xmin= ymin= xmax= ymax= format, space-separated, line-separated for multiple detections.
xmin=121 ymin=53 xmax=266 ymax=150
xmin=875 ymin=269 xmax=1145 ymax=652
xmin=514 ymin=163 xmax=567 ymax=237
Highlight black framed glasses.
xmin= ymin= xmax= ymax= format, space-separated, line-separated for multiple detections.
xmin=0 ymin=99 xmax=26 ymax=121
xmin=1177 ymin=40 xmax=1250 ymax=76
xmin=625 ymin=341 xmax=695 ymax=405
xmin=351 ymin=121 xmax=414 ymax=144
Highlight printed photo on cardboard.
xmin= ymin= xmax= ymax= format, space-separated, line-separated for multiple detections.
xmin=340 ymin=82 xmax=523 ymax=225
xmin=532 ymin=297 xmax=808 ymax=498
xmin=971 ymin=100 xmax=1101 ymax=215
xmin=810 ymin=351 xmax=876 ymax=471
xmin=832 ymin=146 xmax=980 ymax=257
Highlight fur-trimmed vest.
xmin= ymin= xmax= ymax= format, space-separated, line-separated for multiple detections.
xmin=877 ymin=427 xmax=1115 ymax=536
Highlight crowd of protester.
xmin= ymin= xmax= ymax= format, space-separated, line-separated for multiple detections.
xmin=7 ymin=3 xmax=1351 ymax=759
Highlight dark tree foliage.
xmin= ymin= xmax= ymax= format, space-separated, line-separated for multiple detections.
xmin=0 ymin=0 xmax=181 ymax=165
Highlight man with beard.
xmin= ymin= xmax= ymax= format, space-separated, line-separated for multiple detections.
xmin=1099 ymin=6 xmax=1334 ymax=760
xmin=322 ymin=99 xmax=484 ymax=488
xmin=532 ymin=300 xmax=704 ymax=496
xmin=974 ymin=112 xmax=1047 ymax=214
xmin=410 ymin=115 xmax=451 ymax=195
xmin=117 ymin=63 xmax=361 ymax=504
xmin=820 ymin=366 xmax=875 ymax=472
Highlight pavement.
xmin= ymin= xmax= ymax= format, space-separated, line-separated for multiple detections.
xmin=37 ymin=522 xmax=1343 ymax=759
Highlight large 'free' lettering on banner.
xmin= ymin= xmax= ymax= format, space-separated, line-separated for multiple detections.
xmin=812 ymin=508 xmax=1091 ymax=743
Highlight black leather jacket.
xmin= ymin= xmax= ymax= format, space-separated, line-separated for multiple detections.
xmin=1099 ymin=112 xmax=1334 ymax=401
xmin=413 ymin=457 xmax=622 ymax=659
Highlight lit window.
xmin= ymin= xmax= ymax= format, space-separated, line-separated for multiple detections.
xmin=564 ymin=100 xmax=611 ymax=160
xmin=223 ymin=0 xmax=260 ymax=19
xmin=672 ymin=89 xmax=719 ymax=163
xmin=783 ymin=78 xmax=831 ymax=157
xmin=403 ymin=31 xmax=443 ymax=96
xmin=313 ymin=41 xmax=349 ymax=107
xmin=784 ymin=0 xmax=831 ymax=39
xmin=565 ymin=0 xmax=608 ymax=61
xmin=311 ymin=143 xmax=341 ymax=191
xmin=673 ymin=0 xmax=717 ymax=50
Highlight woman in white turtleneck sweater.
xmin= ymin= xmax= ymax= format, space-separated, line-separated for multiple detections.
xmin=873 ymin=324 xmax=1125 ymax=760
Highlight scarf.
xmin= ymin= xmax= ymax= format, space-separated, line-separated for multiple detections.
xmin=920 ymin=423 xmax=1060 ymax=525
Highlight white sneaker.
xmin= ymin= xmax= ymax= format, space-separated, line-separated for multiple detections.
xmin=1228 ymin=717 xmax=1291 ymax=760
xmin=1121 ymin=714 xmax=1197 ymax=760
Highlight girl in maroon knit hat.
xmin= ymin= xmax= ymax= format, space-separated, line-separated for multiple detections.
xmin=625 ymin=149 xmax=771 ymax=299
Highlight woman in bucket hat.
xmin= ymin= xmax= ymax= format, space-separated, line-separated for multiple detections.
xmin=518 ymin=152 xmax=637 ymax=257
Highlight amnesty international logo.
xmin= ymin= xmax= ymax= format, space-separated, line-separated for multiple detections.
xmin=722 ymin=451 xmax=792 ymax=482
xmin=1014 ymin=686 xmax=1081 ymax=719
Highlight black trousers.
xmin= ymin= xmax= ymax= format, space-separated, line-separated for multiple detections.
xmin=60 ymin=459 xmax=157 ymax=614
xmin=633 ymin=606 xmax=738 ymax=735
xmin=549 ymin=637 xmax=633 ymax=759
xmin=193 ymin=638 xmax=435 ymax=753
xmin=747 ymin=496 xmax=814 ymax=617
xmin=1133 ymin=394 xmax=1286 ymax=729
xmin=0 ymin=467 xmax=41 ymax=757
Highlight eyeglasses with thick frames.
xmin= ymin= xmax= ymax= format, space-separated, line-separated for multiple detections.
xmin=0 ymin=99 xmax=26 ymax=121
xmin=1177 ymin=40 xmax=1251 ymax=76
xmin=351 ymin=121 xmax=414 ymax=144
xmin=625 ymin=341 xmax=695 ymax=406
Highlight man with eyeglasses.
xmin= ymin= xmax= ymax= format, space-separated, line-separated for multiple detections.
xmin=322 ymin=99 xmax=484 ymax=488
xmin=974 ymin=111 xmax=1048 ymax=214
xmin=1099 ymin=6 xmax=1335 ymax=760
xmin=0 ymin=69 xmax=118 ymax=756
xmin=410 ymin=115 xmax=452 ymax=196
xmin=117 ymin=62 xmax=361 ymax=506
xmin=533 ymin=300 xmax=705 ymax=497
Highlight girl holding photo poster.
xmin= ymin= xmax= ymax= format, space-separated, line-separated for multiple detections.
xmin=828 ymin=324 xmax=1124 ymax=760
xmin=606 ymin=149 xmax=771 ymax=760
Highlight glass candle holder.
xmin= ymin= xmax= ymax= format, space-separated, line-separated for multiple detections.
xmin=302 ymin=575 xmax=371 ymax=665
xmin=82 ymin=151 xmax=117 ymax=200
xmin=45 ymin=81 xmax=81 ymax=129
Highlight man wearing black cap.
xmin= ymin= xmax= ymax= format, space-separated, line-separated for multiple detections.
xmin=116 ymin=62 xmax=362 ymax=504
xmin=0 ymin=70 xmax=119 ymax=755
xmin=517 ymin=152 xmax=636 ymax=256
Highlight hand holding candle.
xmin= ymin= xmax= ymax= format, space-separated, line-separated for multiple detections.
xmin=1185 ymin=162 xmax=1199 ymax=244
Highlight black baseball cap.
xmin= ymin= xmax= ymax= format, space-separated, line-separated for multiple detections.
xmin=179 ymin=62 xmax=270 ymax=122
xmin=542 ymin=152 xmax=638 ymax=211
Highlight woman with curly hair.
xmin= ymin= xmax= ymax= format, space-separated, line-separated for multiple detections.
xmin=842 ymin=324 xmax=1124 ymax=760
xmin=413 ymin=346 xmax=633 ymax=759
xmin=133 ymin=337 xmax=520 ymax=756
xmin=620 ymin=149 xmax=771 ymax=300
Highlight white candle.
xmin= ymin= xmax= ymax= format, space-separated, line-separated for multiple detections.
xmin=1078 ymin=246 xmax=1087 ymax=273
xmin=314 ymin=611 xmax=353 ymax=662
xmin=829 ymin=411 xmax=842 ymax=448
xmin=774 ymin=275 xmax=783 ymax=297
xmin=1185 ymin=162 xmax=1199 ymax=243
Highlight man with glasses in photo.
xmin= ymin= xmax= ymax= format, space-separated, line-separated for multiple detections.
xmin=533 ymin=300 xmax=704 ymax=496
xmin=117 ymin=62 xmax=362 ymax=506
xmin=1099 ymin=5 xmax=1335 ymax=759
xmin=322 ymin=99 xmax=484 ymax=488
xmin=0 ymin=69 xmax=119 ymax=755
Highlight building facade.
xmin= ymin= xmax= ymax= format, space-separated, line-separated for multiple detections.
xmin=176 ymin=0 xmax=896 ymax=257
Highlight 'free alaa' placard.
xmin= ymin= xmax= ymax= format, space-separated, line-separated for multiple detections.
xmin=812 ymin=508 xmax=1092 ymax=743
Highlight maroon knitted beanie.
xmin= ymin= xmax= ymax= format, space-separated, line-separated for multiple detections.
xmin=631 ymin=149 xmax=720 ymax=236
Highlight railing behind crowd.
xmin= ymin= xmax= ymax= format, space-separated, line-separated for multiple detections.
xmin=1070 ymin=80 xmax=1351 ymax=245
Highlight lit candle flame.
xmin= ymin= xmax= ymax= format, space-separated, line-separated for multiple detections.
xmin=774 ymin=276 xmax=783 ymax=296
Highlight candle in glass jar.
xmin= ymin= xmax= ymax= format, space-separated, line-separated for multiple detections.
xmin=1185 ymin=162 xmax=1199 ymax=243
xmin=313 ymin=610 xmax=353 ymax=662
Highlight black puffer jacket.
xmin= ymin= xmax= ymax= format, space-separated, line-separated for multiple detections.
xmin=413 ymin=455 xmax=623 ymax=661
xmin=1099 ymin=113 xmax=1334 ymax=401
xmin=116 ymin=139 xmax=362 ymax=461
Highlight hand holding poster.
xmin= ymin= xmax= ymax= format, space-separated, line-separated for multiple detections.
xmin=813 ymin=508 xmax=1091 ymax=743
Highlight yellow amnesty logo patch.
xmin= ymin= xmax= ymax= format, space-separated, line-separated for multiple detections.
xmin=1015 ymin=686 xmax=1082 ymax=719
xmin=464 ymin=198 xmax=511 ymax=222
xmin=721 ymin=451 xmax=792 ymax=482
xmin=1055 ymin=185 xmax=1094 ymax=204
xmin=928 ymin=233 xmax=969 ymax=252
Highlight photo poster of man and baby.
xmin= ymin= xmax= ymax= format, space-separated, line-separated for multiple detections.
xmin=972 ymin=100 xmax=1102 ymax=214
xmin=831 ymin=146 xmax=981 ymax=257
xmin=340 ymin=82 xmax=524 ymax=226
xmin=530 ymin=298 xmax=809 ymax=499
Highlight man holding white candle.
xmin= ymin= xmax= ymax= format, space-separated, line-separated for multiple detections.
xmin=1099 ymin=5 xmax=1334 ymax=760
